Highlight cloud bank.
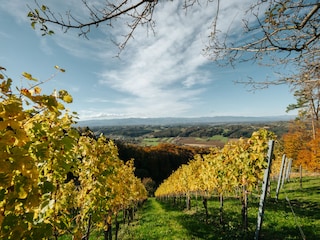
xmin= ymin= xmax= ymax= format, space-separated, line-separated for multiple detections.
xmin=94 ymin=1 xmax=237 ymax=119
xmin=1 ymin=0 xmax=262 ymax=120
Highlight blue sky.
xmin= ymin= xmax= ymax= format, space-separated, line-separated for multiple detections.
xmin=0 ymin=0 xmax=297 ymax=121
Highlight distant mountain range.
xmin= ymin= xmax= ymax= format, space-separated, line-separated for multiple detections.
xmin=75 ymin=115 xmax=296 ymax=127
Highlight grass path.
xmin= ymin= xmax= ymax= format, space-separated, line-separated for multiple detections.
xmin=58 ymin=177 xmax=319 ymax=239
xmin=120 ymin=198 xmax=193 ymax=240
xmin=119 ymin=177 xmax=320 ymax=240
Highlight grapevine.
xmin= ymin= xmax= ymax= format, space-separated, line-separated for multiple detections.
xmin=155 ymin=129 xmax=276 ymax=227
xmin=0 ymin=67 xmax=147 ymax=239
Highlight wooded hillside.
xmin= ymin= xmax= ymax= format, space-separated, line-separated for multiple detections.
xmin=87 ymin=121 xmax=291 ymax=187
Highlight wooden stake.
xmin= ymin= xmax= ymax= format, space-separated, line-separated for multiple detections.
xmin=300 ymin=165 xmax=303 ymax=189
xmin=254 ymin=140 xmax=274 ymax=240
xmin=275 ymin=154 xmax=286 ymax=200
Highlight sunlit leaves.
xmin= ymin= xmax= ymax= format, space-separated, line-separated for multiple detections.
xmin=1 ymin=68 xmax=147 ymax=239
xmin=0 ymin=79 xmax=12 ymax=95
xmin=54 ymin=65 xmax=66 ymax=72
xmin=283 ymin=121 xmax=320 ymax=171
xmin=69 ymin=135 xmax=147 ymax=235
xmin=22 ymin=72 xmax=37 ymax=81
xmin=54 ymin=65 xmax=65 ymax=72
xmin=155 ymin=129 xmax=276 ymax=198
xmin=0 ymin=93 xmax=40 ymax=239
xmin=0 ymin=67 xmax=146 ymax=239
xmin=34 ymin=86 xmax=41 ymax=94
xmin=28 ymin=5 xmax=55 ymax=36
xmin=58 ymin=90 xmax=73 ymax=103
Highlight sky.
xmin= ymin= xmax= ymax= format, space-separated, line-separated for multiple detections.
xmin=0 ymin=0 xmax=298 ymax=121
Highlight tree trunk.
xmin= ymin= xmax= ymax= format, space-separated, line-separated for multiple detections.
xmin=186 ymin=193 xmax=191 ymax=210
xmin=104 ymin=213 xmax=113 ymax=240
xmin=123 ymin=208 xmax=126 ymax=224
xmin=195 ymin=192 xmax=198 ymax=211
xmin=241 ymin=186 xmax=248 ymax=231
xmin=115 ymin=213 xmax=119 ymax=240
xmin=202 ymin=197 xmax=209 ymax=224
xmin=300 ymin=165 xmax=303 ymax=189
xmin=129 ymin=207 xmax=134 ymax=222
xmin=81 ymin=214 xmax=92 ymax=240
xmin=219 ymin=193 xmax=224 ymax=225
xmin=104 ymin=223 xmax=112 ymax=240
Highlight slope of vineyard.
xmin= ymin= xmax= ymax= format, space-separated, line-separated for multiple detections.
xmin=155 ymin=129 xmax=275 ymax=198
xmin=155 ymin=129 xmax=277 ymax=230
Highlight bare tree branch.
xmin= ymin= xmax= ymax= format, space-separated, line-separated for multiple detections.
xmin=205 ymin=0 xmax=320 ymax=66
xmin=28 ymin=0 xmax=158 ymax=50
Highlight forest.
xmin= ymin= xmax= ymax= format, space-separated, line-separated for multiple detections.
xmin=84 ymin=119 xmax=316 ymax=191
xmin=90 ymin=121 xmax=290 ymax=141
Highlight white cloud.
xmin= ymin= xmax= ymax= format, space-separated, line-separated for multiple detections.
xmin=2 ymin=0 xmax=261 ymax=120
xmin=39 ymin=38 xmax=54 ymax=55
xmin=0 ymin=1 xmax=30 ymax=23
xmin=78 ymin=109 xmax=130 ymax=120
xmin=0 ymin=31 xmax=11 ymax=39
xmin=96 ymin=1 xmax=228 ymax=118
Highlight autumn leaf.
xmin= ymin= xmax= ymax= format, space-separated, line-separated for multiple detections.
xmin=58 ymin=90 xmax=73 ymax=103
xmin=54 ymin=65 xmax=66 ymax=73
xmin=20 ymin=88 xmax=31 ymax=96
xmin=22 ymin=72 xmax=37 ymax=81
xmin=62 ymin=94 xmax=72 ymax=103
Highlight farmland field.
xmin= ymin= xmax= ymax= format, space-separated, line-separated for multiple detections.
xmin=90 ymin=121 xmax=290 ymax=147
xmin=141 ymin=136 xmax=228 ymax=147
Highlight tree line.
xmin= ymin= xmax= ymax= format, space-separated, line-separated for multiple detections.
xmin=92 ymin=121 xmax=290 ymax=139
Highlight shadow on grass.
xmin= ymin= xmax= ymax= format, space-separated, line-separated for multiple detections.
xmin=259 ymin=198 xmax=320 ymax=240
xmin=157 ymin=199 xmax=254 ymax=240
xmin=157 ymin=195 xmax=320 ymax=240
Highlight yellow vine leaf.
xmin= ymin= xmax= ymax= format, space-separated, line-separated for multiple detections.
xmin=54 ymin=65 xmax=66 ymax=73
xmin=20 ymin=88 xmax=31 ymax=96
xmin=18 ymin=186 xmax=28 ymax=199
xmin=63 ymin=94 xmax=72 ymax=103
xmin=0 ymin=79 xmax=12 ymax=93
xmin=34 ymin=86 xmax=41 ymax=95
xmin=58 ymin=90 xmax=73 ymax=103
xmin=57 ymin=102 xmax=65 ymax=110
xmin=22 ymin=72 xmax=37 ymax=81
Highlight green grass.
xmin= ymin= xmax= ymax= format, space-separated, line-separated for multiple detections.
xmin=141 ymin=137 xmax=161 ymax=146
xmin=195 ymin=135 xmax=229 ymax=144
xmin=119 ymin=198 xmax=192 ymax=240
xmin=58 ymin=177 xmax=319 ymax=239
xmin=209 ymin=135 xmax=229 ymax=143
xmin=119 ymin=176 xmax=319 ymax=240
xmin=279 ymin=176 xmax=320 ymax=203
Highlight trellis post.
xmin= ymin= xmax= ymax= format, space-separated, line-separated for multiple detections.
xmin=254 ymin=140 xmax=274 ymax=240
xmin=275 ymin=154 xmax=286 ymax=200
xmin=285 ymin=158 xmax=293 ymax=182
xmin=281 ymin=157 xmax=288 ymax=187
xmin=300 ymin=165 xmax=303 ymax=189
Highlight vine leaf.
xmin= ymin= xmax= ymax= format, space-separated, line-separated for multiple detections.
xmin=22 ymin=72 xmax=37 ymax=81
